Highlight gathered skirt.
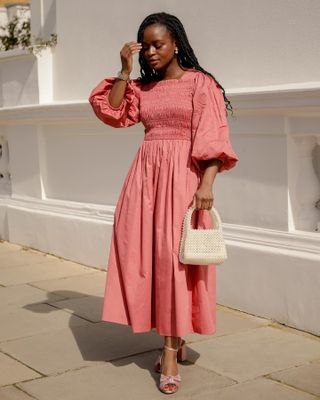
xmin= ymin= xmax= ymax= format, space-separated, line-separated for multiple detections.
xmin=101 ymin=138 xmax=216 ymax=337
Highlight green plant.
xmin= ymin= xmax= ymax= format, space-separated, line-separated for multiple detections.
xmin=0 ymin=15 xmax=30 ymax=51
xmin=0 ymin=15 xmax=57 ymax=54
xmin=31 ymin=32 xmax=57 ymax=55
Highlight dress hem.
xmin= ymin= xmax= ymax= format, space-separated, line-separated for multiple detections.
xmin=101 ymin=317 xmax=216 ymax=337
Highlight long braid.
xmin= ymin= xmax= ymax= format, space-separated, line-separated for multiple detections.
xmin=137 ymin=12 xmax=234 ymax=117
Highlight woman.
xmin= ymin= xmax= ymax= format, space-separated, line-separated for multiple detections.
xmin=89 ymin=11 xmax=238 ymax=395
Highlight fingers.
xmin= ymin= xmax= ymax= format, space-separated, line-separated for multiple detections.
xmin=122 ymin=41 xmax=142 ymax=55
xmin=120 ymin=41 xmax=142 ymax=73
xmin=193 ymin=195 xmax=214 ymax=210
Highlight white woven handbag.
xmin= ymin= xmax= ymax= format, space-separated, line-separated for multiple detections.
xmin=179 ymin=205 xmax=227 ymax=265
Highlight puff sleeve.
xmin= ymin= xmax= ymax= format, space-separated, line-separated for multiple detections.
xmin=88 ymin=77 xmax=141 ymax=128
xmin=191 ymin=72 xmax=239 ymax=173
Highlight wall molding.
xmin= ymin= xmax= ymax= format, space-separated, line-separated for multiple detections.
xmin=0 ymin=48 xmax=32 ymax=61
xmin=229 ymin=81 xmax=320 ymax=114
xmin=225 ymin=223 xmax=320 ymax=259
xmin=1 ymin=82 xmax=320 ymax=124
xmin=0 ymin=196 xmax=319 ymax=259
xmin=0 ymin=196 xmax=114 ymax=224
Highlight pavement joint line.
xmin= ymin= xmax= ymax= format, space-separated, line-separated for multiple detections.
xmin=14 ymin=363 xmax=104 ymax=380
xmin=27 ymin=269 xmax=104 ymax=282
xmin=0 ymin=263 xmax=81 ymax=272
xmin=265 ymin=376 xmax=317 ymax=396
xmin=0 ymin=260 xmax=58 ymax=269
xmin=102 ymin=346 xmax=169 ymax=363
xmin=181 ymin=324 xmax=274 ymax=346
xmin=27 ymin=277 xmax=91 ymax=290
xmin=45 ymin=294 xmax=92 ymax=303
xmin=0 ymin=348 xmax=45 ymax=378
xmin=263 ymin=374 xmax=320 ymax=397
xmin=27 ymin=280 xmax=101 ymax=296
xmin=0 ymin=321 xmax=90 ymax=345
xmin=25 ymin=285 xmax=72 ymax=300
xmin=268 ymin=321 xmax=320 ymax=342
xmin=12 ymin=384 xmax=39 ymax=399
xmin=175 ymin=360 xmax=240 ymax=384
xmin=42 ymin=301 xmax=98 ymax=323
xmin=7 ymin=270 xmax=101 ymax=285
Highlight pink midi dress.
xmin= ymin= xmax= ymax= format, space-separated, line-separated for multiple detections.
xmin=89 ymin=68 xmax=239 ymax=337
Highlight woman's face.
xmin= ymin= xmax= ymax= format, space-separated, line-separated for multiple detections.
xmin=141 ymin=24 xmax=177 ymax=71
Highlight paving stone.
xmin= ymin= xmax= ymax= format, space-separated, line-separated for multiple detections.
xmin=0 ymin=241 xmax=24 ymax=254
xmin=2 ymin=241 xmax=320 ymax=399
xmin=0 ymin=352 xmax=41 ymax=387
xmin=47 ymin=295 xmax=103 ymax=322
xmin=268 ymin=359 xmax=320 ymax=396
xmin=17 ymin=350 xmax=235 ymax=399
xmin=31 ymin=271 xmax=105 ymax=299
xmin=0 ymin=249 xmax=57 ymax=269
xmin=0 ymin=321 xmax=164 ymax=375
xmin=0 ymin=385 xmax=36 ymax=399
xmin=196 ymin=377 xmax=318 ymax=400
xmin=0 ymin=260 xmax=95 ymax=286
xmin=0 ymin=284 xmax=64 ymax=307
xmin=186 ymin=326 xmax=320 ymax=382
xmin=0 ymin=303 xmax=90 ymax=342
xmin=185 ymin=305 xmax=270 ymax=344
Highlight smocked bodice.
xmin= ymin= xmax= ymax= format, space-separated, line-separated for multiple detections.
xmin=140 ymin=78 xmax=194 ymax=141
xmin=88 ymin=68 xmax=239 ymax=173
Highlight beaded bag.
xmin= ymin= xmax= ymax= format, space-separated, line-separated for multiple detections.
xmin=179 ymin=205 xmax=227 ymax=265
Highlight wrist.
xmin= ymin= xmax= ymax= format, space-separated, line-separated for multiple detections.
xmin=120 ymin=70 xmax=130 ymax=78
xmin=199 ymin=180 xmax=213 ymax=189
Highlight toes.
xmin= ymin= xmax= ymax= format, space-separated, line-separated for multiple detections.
xmin=164 ymin=384 xmax=176 ymax=391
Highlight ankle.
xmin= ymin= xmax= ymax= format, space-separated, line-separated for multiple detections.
xmin=163 ymin=336 xmax=181 ymax=349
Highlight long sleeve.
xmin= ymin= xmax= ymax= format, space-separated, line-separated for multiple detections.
xmin=88 ymin=77 xmax=141 ymax=128
xmin=191 ymin=72 xmax=239 ymax=173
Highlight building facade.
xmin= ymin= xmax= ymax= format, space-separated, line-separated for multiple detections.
xmin=0 ymin=0 xmax=320 ymax=335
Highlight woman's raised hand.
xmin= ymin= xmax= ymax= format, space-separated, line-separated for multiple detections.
xmin=120 ymin=41 xmax=143 ymax=76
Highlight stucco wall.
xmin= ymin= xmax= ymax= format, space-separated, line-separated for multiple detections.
xmin=50 ymin=0 xmax=320 ymax=101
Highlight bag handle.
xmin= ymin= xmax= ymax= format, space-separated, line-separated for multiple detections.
xmin=186 ymin=201 xmax=223 ymax=232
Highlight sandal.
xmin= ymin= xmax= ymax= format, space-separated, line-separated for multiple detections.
xmin=157 ymin=344 xmax=181 ymax=394
xmin=154 ymin=337 xmax=187 ymax=374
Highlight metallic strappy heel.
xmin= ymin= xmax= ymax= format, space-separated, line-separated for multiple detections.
xmin=154 ymin=338 xmax=187 ymax=394
xmin=154 ymin=338 xmax=187 ymax=374
xmin=158 ymin=345 xmax=181 ymax=394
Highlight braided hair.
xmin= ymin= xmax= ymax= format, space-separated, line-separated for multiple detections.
xmin=137 ymin=12 xmax=234 ymax=117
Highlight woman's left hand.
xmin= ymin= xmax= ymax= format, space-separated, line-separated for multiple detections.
xmin=193 ymin=184 xmax=214 ymax=210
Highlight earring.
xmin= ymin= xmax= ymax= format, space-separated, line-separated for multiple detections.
xmin=175 ymin=48 xmax=178 ymax=54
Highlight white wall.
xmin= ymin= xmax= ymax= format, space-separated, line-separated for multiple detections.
xmin=52 ymin=0 xmax=320 ymax=100
xmin=0 ymin=51 xmax=38 ymax=107
xmin=0 ymin=7 xmax=7 ymax=26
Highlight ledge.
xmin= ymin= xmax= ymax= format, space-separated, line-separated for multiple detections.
xmin=228 ymin=82 xmax=320 ymax=114
xmin=1 ymin=82 xmax=320 ymax=124
xmin=0 ymin=101 xmax=93 ymax=124
xmin=225 ymin=222 xmax=320 ymax=259
xmin=0 ymin=47 xmax=33 ymax=61
xmin=0 ymin=195 xmax=115 ymax=224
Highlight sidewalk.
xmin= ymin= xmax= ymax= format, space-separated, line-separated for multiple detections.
xmin=0 ymin=240 xmax=319 ymax=400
